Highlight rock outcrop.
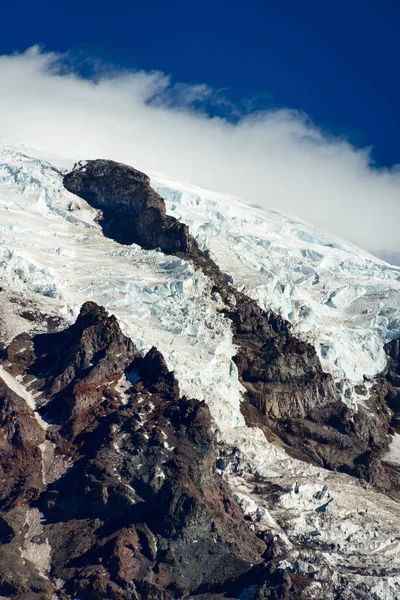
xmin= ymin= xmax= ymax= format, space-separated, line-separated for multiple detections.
xmin=64 ymin=160 xmax=199 ymax=256
xmin=384 ymin=338 xmax=400 ymax=428
xmin=0 ymin=302 xmax=282 ymax=599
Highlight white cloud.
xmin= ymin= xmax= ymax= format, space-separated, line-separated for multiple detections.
xmin=1 ymin=46 xmax=399 ymax=263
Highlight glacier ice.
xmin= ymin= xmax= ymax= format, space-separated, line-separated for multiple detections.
xmin=152 ymin=176 xmax=400 ymax=399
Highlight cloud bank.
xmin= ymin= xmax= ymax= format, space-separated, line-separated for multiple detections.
xmin=1 ymin=46 xmax=399 ymax=263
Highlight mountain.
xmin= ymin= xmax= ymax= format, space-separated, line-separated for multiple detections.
xmin=0 ymin=142 xmax=399 ymax=600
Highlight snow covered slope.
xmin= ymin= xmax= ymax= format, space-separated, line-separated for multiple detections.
xmin=1 ymin=143 xmax=400 ymax=599
xmin=0 ymin=144 xmax=244 ymax=430
xmin=152 ymin=176 xmax=400 ymax=405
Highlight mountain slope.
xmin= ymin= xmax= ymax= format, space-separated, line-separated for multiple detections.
xmin=0 ymin=143 xmax=400 ymax=599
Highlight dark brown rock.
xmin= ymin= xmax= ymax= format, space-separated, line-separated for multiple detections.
xmin=63 ymin=160 xmax=199 ymax=255
xmin=0 ymin=380 xmax=45 ymax=510
xmin=0 ymin=302 xmax=270 ymax=599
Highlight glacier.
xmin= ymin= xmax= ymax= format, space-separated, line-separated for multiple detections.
xmin=1 ymin=143 xmax=400 ymax=598
xmin=152 ymin=176 xmax=400 ymax=406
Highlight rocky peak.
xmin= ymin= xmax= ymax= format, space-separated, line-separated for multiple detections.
xmin=64 ymin=160 xmax=196 ymax=254
xmin=64 ymin=160 xmax=163 ymax=215
xmin=0 ymin=303 xmax=287 ymax=600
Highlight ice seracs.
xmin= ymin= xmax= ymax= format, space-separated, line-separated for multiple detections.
xmin=152 ymin=176 xmax=400 ymax=402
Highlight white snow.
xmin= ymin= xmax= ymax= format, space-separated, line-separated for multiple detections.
xmin=114 ymin=374 xmax=132 ymax=405
xmin=0 ymin=365 xmax=35 ymax=409
xmin=152 ymin=176 xmax=400 ymax=404
xmin=383 ymin=433 xmax=400 ymax=466
xmin=39 ymin=440 xmax=70 ymax=485
xmin=220 ymin=425 xmax=400 ymax=598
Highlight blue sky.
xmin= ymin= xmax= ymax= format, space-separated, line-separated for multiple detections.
xmin=1 ymin=0 xmax=399 ymax=167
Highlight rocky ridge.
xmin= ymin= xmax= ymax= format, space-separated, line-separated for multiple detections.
xmin=64 ymin=160 xmax=398 ymax=489
xmin=0 ymin=302 xmax=283 ymax=599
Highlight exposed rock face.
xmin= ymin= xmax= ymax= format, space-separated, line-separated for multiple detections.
xmin=221 ymin=291 xmax=337 ymax=423
xmin=63 ymin=160 xmax=230 ymax=284
xmin=63 ymin=160 xmax=395 ymax=488
xmin=384 ymin=338 xmax=400 ymax=428
xmin=0 ymin=302 xmax=280 ymax=599
xmin=63 ymin=160 xmax=199 ymax=255
xmin=224 ymin=295 xmax=393 ymax=484
xmin=0 ymin=379 xmax=45 ymax=510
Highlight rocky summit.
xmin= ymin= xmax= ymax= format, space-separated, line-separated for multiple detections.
xmin=0 ymin=144 xmax=400 ymax=599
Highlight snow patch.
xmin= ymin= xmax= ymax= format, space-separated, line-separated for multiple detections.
xmin=0 ymin=366 xmax=49 ymax=429
xmin=383 ymin=434 xmax=400 ymax=466
xmin=20 ymin=508 xmax=51 ymax=577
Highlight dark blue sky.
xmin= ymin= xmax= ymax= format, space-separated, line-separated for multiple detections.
xmin=2 ymin=0 xmax=399 ymax=167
